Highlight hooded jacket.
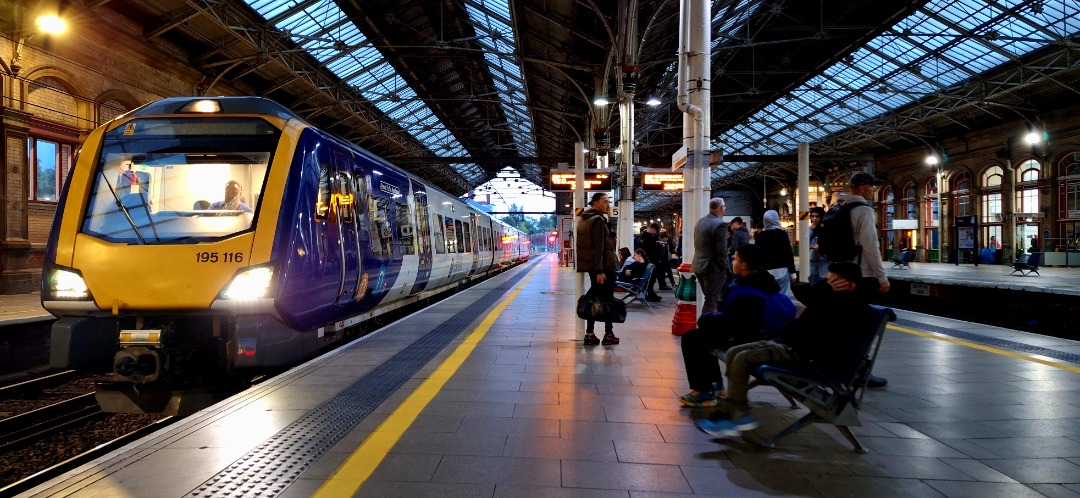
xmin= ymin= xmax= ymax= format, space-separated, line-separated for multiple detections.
xmin=575 ymin=209 xmax=617 ymax=273
xmin=698 ymin=269 xmax=782 ymax=344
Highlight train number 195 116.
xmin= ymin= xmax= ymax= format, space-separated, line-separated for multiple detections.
xmin=196 ymin=251 xmax=244 ymax=263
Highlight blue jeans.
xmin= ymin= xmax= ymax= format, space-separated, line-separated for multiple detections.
xmin=808 ymin=259 xmax=830 ymax=285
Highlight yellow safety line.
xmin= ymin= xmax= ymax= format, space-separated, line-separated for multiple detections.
xmin=312 ymin=263 xmax=541 ymax=497
xmin=888 ymin=324 xmax=1080 ymax=374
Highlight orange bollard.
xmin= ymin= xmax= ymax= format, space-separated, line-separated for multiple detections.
xmin=671 ymin=302 xmax=697 ymax=336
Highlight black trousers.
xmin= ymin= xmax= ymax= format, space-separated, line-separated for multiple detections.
xmin=586 ymin=271 xmax=616 ymax=334
xmin=680 ymin=327 xmax=727 ymax=392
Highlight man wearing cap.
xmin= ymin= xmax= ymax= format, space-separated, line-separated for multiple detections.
xmin=692 ymin=197 xmax=729 ymax=314
xmin=847 ymin=172 xmax=890 ymax=296
xmin=846 ymin=171 xmax=889 ymax=388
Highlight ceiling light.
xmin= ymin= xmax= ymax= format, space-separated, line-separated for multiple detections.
xmin=593 ymin=96 xmax=610 ymax=106
xmin=1024 ymin=130 xmax=1043 ymax=145
xmin=645 ymin=97 xmax=661 ymax=106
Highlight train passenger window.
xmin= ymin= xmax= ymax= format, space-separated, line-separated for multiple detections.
xmin=368 ymin=195 xmax=393 ymax=256
xmin=394 ymin=201 xmax=415 ymax=255
xmin=445 ymin=216 xmax=457 ymax=253
xmin=455 ymin=220 xmax=465 ymax=253
xmin=484 ymin=227 xmax=491 ymax=251
xmin=433 ymin=214 xmax=446 ymax=254
xmin=462 ymin=223 xmax=472 ymax=253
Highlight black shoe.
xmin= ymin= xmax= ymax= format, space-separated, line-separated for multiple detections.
xmin=659 ymin=286 xmax=673 ymax=291
xmin=866 ymin=374 xmax=888 ymax=388
xmin=646 ymin=294 xmax=662 ymax=302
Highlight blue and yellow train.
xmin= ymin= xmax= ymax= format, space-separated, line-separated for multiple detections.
xmin=43 ymin=96 xmax=528 ymax=412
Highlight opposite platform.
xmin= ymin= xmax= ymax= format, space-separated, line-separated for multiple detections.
xmin=19 ymin=253 xmax=1080 ymax=497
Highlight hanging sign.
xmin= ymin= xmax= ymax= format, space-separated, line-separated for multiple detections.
xmin=641 ymin=172 xmax=684 ymax=191
xmin=550 ymin=172 xmax=612 ymax=191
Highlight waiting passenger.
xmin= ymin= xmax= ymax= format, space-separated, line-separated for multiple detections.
xmin=695 ymin=262 xmax=873 ymax=436
xmin=617 ymin=249 xmax=649 ymax=283
xmin=617 ymin=246 xmax=632 ymax=269
xmin=575 ymin=192 xmax=619 ymax=346
xmin=679 ymin=244 xmax=791 ymax=407
xmin=209 ymin=180 xmax=253 ymax=213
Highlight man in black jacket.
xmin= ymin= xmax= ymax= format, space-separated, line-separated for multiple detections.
xmin=679 ymin=244 xmax=786 ymax=407
xmin=640 ymin=223 xmax=667 ymax=299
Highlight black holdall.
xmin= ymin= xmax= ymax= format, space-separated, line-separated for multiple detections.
xmin=576 ymin=295 xmax=627 ymax=323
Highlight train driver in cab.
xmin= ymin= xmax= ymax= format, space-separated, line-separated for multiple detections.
xmin=209 ymin=180 xmax=253 ymax=213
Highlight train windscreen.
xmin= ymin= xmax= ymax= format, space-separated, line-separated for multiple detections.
xmin=81 ymin=118 xmax=280 ymax=244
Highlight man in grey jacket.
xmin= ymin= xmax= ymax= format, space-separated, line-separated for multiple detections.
xmin=692 ymin=197 xmax=729 ymax=314
xmin=843 ymin=172 xmax=890 ymax=388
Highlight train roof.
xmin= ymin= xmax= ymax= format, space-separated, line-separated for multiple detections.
xmin=126 ymin=96 xmax=301 ymax=121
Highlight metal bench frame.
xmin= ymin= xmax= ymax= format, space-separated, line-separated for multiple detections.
xmin=890 ymin=249 xmax=915 ymax=269
xmin=1010 ymin=252 xmax=1042 ymax=276
xmin=719 ymin=305 xmax=896 ymax=452
xmin=615 ymin=263 xmax=655 ymax=309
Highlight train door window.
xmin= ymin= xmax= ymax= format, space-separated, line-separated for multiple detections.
xmin=433 ymin=213 xmax=446 ymax=254
xmin=368 ymin=195 xmax=392 ymax=256
xmin=444 ymin=215 xmax=457 ymax=253
xmin=336 ymin=171 xmax=355 ymax=224
xmin=316 ymin=163 xmax=331 ymax=220
xmin=455 ymin=220 xmax=465 ymax=253
xmin=462 ymin=223 xmax=473 ymax=253
xmin=414 ymin=192 xmax=431 ymax=252
xmin=395 ymin=201 xmax=415 ymax=255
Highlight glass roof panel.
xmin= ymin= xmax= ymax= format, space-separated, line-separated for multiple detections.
xmin=709 ymin=0 xmax=1079 ymax=178
xmin=463 ymin=0 xmax=537 ymax=163
xmin=242 ymin=0 xmax=482 ymax=183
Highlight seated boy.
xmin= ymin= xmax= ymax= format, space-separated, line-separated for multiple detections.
xmin=678 ymin=244 xmax=793 ymax=407
xmin=696 ymin=261 xmax=873 ymax=436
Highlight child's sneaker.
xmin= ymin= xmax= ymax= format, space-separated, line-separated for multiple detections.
xmin=679 ymin=390 xmax=719 ymax=407
xmin=696 ymin=418 xmax=740 ymax=437
xmin=730 ymin=413 xmax=759 ymax=431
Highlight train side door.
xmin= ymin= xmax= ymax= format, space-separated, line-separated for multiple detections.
xmin=333 ymin=151 xmax=361 ymax=306
xmin=410 ymin=182 xmax=433 ymax=294
xmin=468 ymin=213 xmax=480 ymax=275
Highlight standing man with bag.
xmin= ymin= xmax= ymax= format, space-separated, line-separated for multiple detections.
xmin=576 ymin=192 xmax=620 ymax=346
xmin=692 ymin=197 xmax=729 ymax=314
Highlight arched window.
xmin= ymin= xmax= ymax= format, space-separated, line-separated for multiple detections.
xmin=902 ymin=181 xmax=916 ymax=220
xmin=880 ymin=185 xmax=894 ymax=229
xmin=1057 ymin=152 xmax=1080 ymax=251
xmin=1016 ymin=159 xmax=1040 ymax=214
xmin=925 ymin=177 xmax=938 ymax=226
xmin=981 ymin=166 xmax=1003 ymax=224
xmin=952 ymin=171 xmax=973 ymax=217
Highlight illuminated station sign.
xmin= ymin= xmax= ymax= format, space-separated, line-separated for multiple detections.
xmin=549 ymin=172 xmax=613 ymax=191
xmin=641 ymin=172 xmax=684 ymax=191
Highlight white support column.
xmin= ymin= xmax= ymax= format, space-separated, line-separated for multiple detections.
xmin=618 ymin=98 xmax=635 ymax=250
xmin=574 ymin=142 xmax=586 ymax=337
xmin=677 ymin=0 xmax=710 ymax=312
xmin=797 ymin=142 xmax=810 ymax=282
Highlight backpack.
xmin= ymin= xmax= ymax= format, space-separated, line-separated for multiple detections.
xmin=815 ymin=201 xmax=867 ymax=263
xmin=699 ymin=285 xmax=795 ymax=342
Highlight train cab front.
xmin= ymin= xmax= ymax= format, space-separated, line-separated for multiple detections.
xmin=42 ymin=97 xmax=297 ymax=414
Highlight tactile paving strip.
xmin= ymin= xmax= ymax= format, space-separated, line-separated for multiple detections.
xmin=894 ymin=317 xmax=1080 ymax=365
xmin=186 ymin=261 xmax=538 ymax=498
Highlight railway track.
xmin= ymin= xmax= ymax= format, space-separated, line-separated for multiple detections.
xmin=0 ymin=393 xmax=104 ymax=453
xmin=0 ymin=415 xmax=180 ymax=495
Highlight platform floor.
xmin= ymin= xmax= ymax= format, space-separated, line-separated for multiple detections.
xmin=19 ymin=254 xmax=1080 ymax=497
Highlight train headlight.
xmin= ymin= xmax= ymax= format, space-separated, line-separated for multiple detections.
xmin=221 ymin=266 xmax=275 ymax=300
xmin=46 ymin=267 xmax=91 ymax=300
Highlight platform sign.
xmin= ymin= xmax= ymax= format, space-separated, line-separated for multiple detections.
xmin=641 ymin=172 xmax=684 ymax=191
xmin=550 ymin=172 xmax=612 ymax=191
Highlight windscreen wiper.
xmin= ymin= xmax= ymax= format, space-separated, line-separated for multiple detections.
xmin=99 ymin=171 xmax=147 ymax=245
